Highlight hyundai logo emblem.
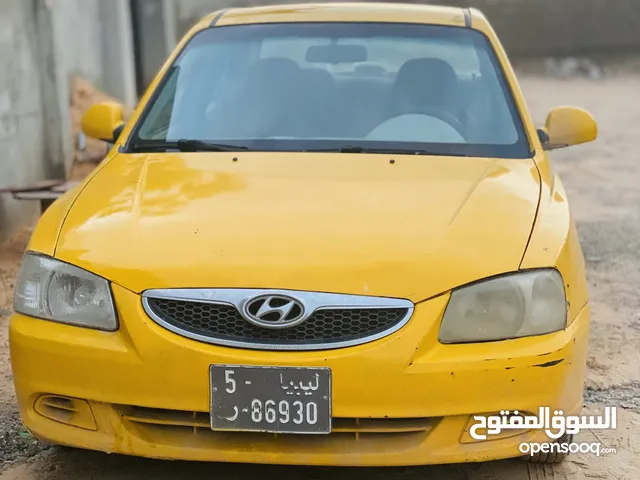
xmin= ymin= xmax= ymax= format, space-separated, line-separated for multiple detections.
xmin=242 ymin=295 xmax=306 ymax=329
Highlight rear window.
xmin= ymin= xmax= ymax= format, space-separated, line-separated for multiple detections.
xmin=129 ymin=22 xmax=531 ymax=158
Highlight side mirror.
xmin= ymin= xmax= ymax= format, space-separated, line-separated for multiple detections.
xmin=81 ymin=102 xmax=125 ymax=143
xmin=539 ymin=106 xmax=598 ymax=150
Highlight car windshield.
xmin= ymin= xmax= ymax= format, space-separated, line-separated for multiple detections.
xmin=129 ymin=22 xmax=531 ymax=158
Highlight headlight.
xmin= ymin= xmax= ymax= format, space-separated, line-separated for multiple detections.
xmin=438 ymin=269 xmax=566 ymax=343
xmin=14 ymin=253 xmax=117 ymax=331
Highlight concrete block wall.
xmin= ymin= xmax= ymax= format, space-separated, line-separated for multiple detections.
xmin=439 ymin=0 xmax=640 ymax=57
xmin=175 ymin=0 xmax=640 ymax=58
xmin=0 ymin=0 xmax=137 ymax=243
xmin=0 ymin=0 xmax=105 ymax=243
xmin=0 ymin=0 xmax=49 ymax=242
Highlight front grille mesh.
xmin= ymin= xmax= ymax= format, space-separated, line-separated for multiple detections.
xmin=146 ymin=298 xmax=408 ymax=346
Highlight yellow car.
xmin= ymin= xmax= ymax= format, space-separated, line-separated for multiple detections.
xmin=10 ymin=2 xmax=597 ymax=467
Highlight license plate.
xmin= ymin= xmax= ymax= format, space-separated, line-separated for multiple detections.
xmin=210 ymin=365 xmax=332 ymax=434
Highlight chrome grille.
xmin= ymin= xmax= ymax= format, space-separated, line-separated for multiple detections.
xmin=142 ymin=288 xmax=414 ymax=350
xmin=147 ymin=298 xmax=408 ymax=346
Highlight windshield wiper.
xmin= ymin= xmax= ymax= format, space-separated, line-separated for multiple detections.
xmin=175 ymin=139 xmax=249 ymax=152
xmin=128 ymin=139 xmax=249 ymax=153
xmin=305 ymin=144 xmax=374 ymax=153
xmin=306 ymin=145 xmax=438 ymax=155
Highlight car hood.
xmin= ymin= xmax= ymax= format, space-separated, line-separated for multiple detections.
xmin=55 ymin=152 xmax=540 ymax=302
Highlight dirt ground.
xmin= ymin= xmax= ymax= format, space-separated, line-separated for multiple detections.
xmin=0 ymin=74 xmax=639 ymax=479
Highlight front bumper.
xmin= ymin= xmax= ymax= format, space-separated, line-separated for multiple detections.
xmin=9 ymin=284 xmax=590 ymax=466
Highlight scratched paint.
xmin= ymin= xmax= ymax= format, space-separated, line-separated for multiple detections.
xmin=533 ymin=359 xmax=565 ymax=368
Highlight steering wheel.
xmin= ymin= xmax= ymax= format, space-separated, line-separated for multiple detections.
xmin=415 ymin=105 xmax=465 ymax=137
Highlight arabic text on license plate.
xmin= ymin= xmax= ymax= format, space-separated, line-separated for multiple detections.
xmin=210 ymin=365 xmax=332 ymax=434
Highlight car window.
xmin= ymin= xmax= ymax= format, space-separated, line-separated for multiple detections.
xmin=129 ymin=22 xmax=531 ymax=159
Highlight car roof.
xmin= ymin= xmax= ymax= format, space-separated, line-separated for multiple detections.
xmin=209 ymin=2 xmax=473 ymax=28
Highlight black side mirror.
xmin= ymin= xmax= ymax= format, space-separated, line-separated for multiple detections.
xmin=537 ymin=128 xmax=550 ymax=149
xmin=113 ymin=124 xmax=125 ymax=143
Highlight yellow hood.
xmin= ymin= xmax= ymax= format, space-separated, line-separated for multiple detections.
xmin=55 ymin=152 xmax=540 ymax=302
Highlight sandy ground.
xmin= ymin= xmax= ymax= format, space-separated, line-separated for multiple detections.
xmin=0 ymin=74 xmax=639 ymax=479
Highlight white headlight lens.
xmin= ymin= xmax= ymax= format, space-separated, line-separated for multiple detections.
xmin=439 ymin=269 xmax=566 ymax=343
xmin=14 ymin=254 xmax=117 ymax=331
